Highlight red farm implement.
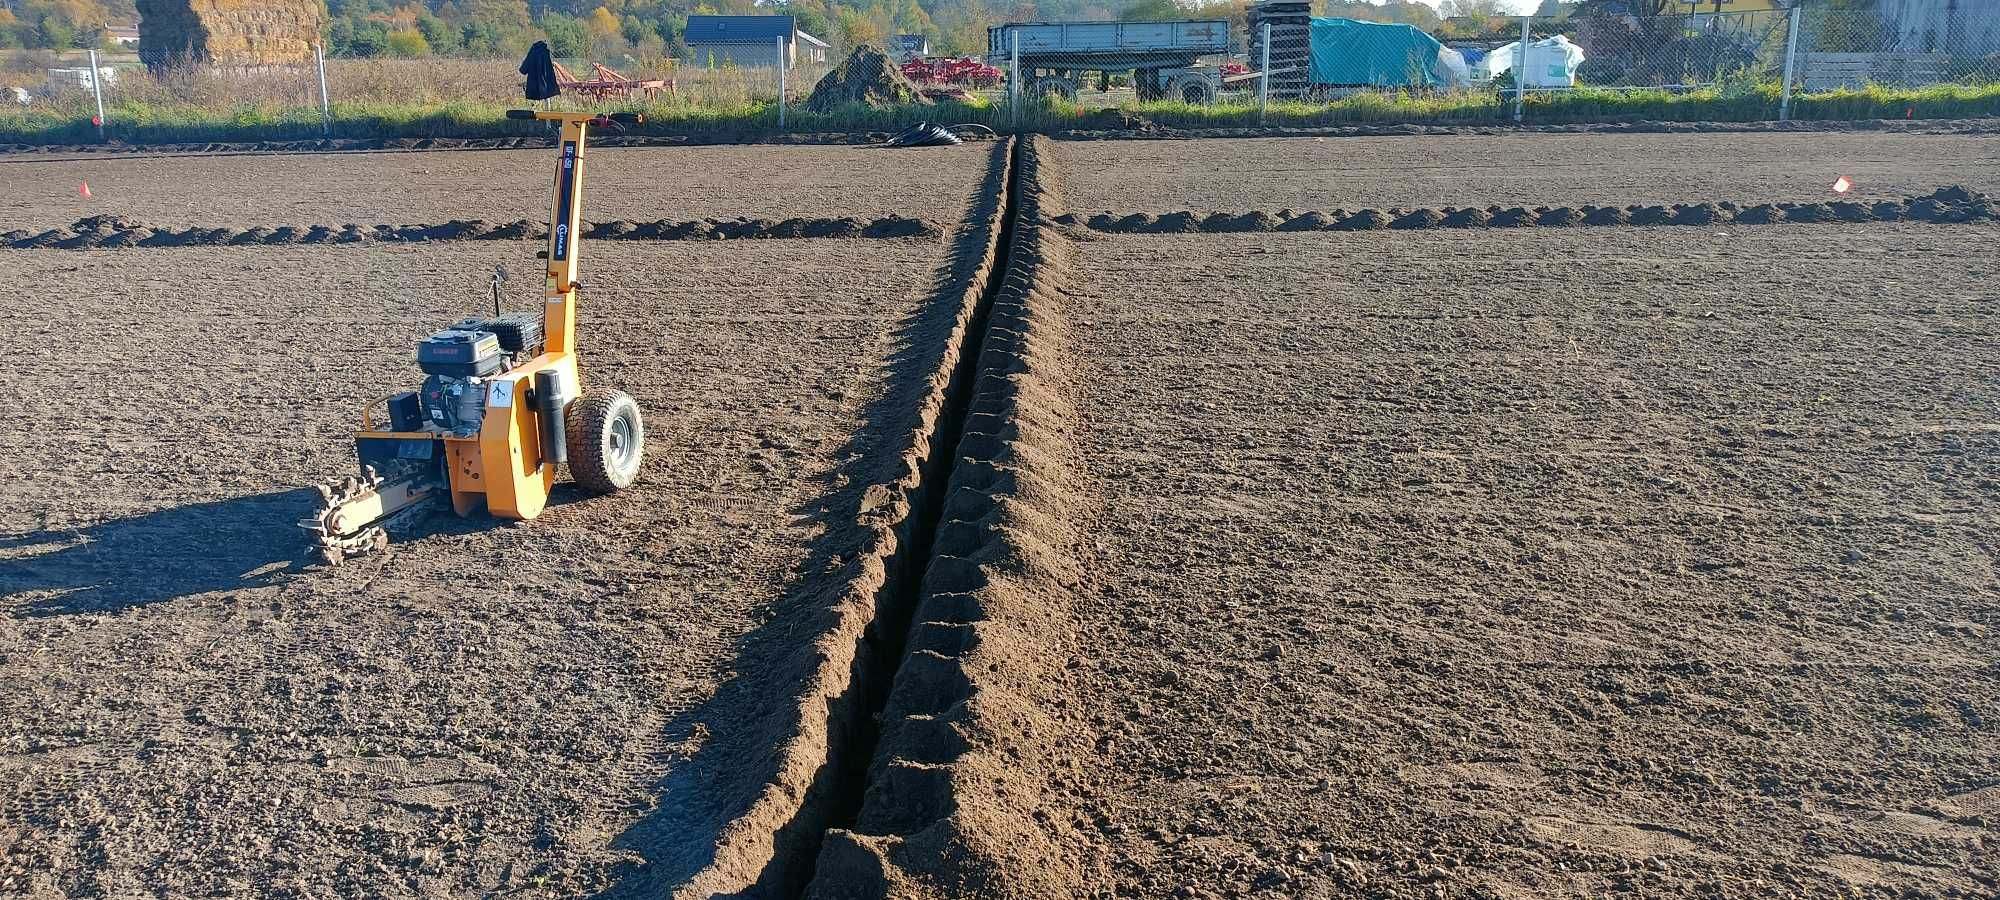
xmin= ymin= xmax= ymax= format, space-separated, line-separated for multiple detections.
xmin=553 ymin=61 xmax=672 ymax=102
xmin=899 ymin=57 xmax=1003 ymax=88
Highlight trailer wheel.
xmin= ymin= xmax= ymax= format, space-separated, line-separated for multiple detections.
xmin=1134 ymin=68 xmax=1163 ymax=102
xmin=1170 ymin=74 xmax=1216 ymax=105
xmin=1032 ymin=76 xmax=1077 ymax=101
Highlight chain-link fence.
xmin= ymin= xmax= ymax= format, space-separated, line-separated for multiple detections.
xmin=4 ymin=2 xmax=1998 ymax=144
xmin=1792 ymin=2 xmax=2000 ymax=92
xmin=977 ymin=3 xmax=1999 ymax=131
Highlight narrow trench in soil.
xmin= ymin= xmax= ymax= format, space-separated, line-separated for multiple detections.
xmin=783 ymin=137 xmax=1026 ymax=895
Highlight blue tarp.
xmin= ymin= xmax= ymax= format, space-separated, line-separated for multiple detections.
xmin=1309 ymin=18 xmax=1445 ymax=87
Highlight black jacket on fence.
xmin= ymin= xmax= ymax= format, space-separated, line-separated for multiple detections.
xmin=520 ymin=42 xmax=560 ymax=101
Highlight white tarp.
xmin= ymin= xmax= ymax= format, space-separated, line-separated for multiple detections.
xmin=1480 ymin=35 xmax=1585 ymax=88
xmin=1433 ymin=46 xmax=1472 ymax=88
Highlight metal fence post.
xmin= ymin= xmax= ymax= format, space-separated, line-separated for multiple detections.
xmin=776 ymin=34 xmax=787 ymax=132
xmin=1512 ymin=16 xmax=1528 ymax=123
xmin=1010 ymin=31 xmax=1020 ymax=133
xmin=1778 ymin=3 xmax=1802 ymax=123
xmin=314 ymin=42 xmax=332 ymax=138
xmin=1258 ymin=22 xmax=1271 ymax=127
xmin=87 ymin=48 xmax=106 ymax=141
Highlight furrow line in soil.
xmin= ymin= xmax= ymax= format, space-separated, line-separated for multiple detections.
xmin=1060 ymin=186 xmax=1998 ymax=235
xmin=1 ymin=216 xmax=940 ymax=250
xmin=662 ymin=138 xmax=1017 ymax=898
xmin=803 ymin=135 xmax=1092 ymax=898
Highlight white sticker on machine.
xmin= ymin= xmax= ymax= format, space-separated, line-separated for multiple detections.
xmin=488 ymin=379 xmax=514 ymax=408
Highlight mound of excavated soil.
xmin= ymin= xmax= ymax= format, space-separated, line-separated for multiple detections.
xmin=807 ymin=45 xmax=929 ymax=114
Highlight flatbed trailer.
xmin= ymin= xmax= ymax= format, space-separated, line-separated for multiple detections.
xmin=988 ymin=20 xmax=1232 ymax=103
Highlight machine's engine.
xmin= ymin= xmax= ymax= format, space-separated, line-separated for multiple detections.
xmin=416 ymin=328 xmax=506 ymax=435
xmin=409 ymin=312 xmax=546 ymax=436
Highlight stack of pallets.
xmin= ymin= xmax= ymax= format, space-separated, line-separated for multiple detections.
xmin=1249 ymin=0 xmax=1312 ymax=100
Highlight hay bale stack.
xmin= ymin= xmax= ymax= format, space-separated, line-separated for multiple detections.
xmin=137 ymin=0 xmax=324 ymax=69
xmin=807 ymin=45 xmax=929 ymax=114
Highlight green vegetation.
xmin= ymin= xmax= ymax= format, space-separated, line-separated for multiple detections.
xmin=3 ymin=80 xmax=1996 ymax=146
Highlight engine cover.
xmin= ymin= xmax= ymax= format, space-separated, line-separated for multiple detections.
xmin=420 ymin=374 xmax=487 ymax=435
xmin=417 ymin=328 xmax=506 ymax=378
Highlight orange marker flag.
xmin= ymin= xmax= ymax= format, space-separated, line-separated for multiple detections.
xmin=79 ymin=182 xmax=92 ymax=198
xmin=1832 ymin=176 xmax=1852 ymax=194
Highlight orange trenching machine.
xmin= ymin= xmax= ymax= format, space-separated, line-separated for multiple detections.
xmin=304 ymin=111 xmax=646 ymax=565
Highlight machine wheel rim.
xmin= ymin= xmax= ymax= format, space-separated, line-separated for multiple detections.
xmin=608 ymin=413 xmax=636 ymax=470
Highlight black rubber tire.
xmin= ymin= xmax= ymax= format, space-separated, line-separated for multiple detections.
xmin=566 ymin=389 xmax=644 ymax=494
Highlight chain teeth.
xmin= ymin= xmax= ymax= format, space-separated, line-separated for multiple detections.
xmin=303 ymin=465 xmax=439 ymax=566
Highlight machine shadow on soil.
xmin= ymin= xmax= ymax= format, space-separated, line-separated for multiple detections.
xmin=1 ymin=489 xmax=319 ymax=617
xmin=586 ymin=141 xmax=1010 ymax=900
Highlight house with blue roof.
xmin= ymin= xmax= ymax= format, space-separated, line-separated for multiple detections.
xmin=685 ymin=15 xmax=831 ymax=68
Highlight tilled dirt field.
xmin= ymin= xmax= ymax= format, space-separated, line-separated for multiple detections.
xmin=6 ymin=134 xmax=1999 ymax=900
xmin=1061 ymin=132 xmax=2000 ymax=213
xmin=0 ymin=142 xmax=993 ymax=230
xmin=1058 ymin=224 xmax=1999 ymax=898
xmin=0 ymin=236 xmax=961 ymax=898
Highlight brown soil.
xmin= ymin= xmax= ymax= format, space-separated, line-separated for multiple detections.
xmin=1060 ymin=133 xmax=2000 ymax=213
xmin=0 ymin=237 xmax=959 ymax=898
xmin=0 ymin=142 xmax=993 ymax=230
xmin=1056 ymin=224 xmax=2000 ymax=898
xmin=807 ymin=45 xmax=928 ymax=114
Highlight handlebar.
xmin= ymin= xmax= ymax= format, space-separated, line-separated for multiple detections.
xmin=506 ymin=110 xmax=646 ymax=127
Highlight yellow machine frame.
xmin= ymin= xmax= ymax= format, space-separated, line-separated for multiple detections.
xmin=353 ymin=111 xmax=603 ymax=522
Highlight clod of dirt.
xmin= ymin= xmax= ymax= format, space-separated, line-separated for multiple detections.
xmin=1925 ymin=185 xmax=1980 ymax=204
xmin=1871 ymin=201 xmax=1907 ymax=221
xmin=1276 ymin=212 xmax=1336 ymax=231
xmin=807 ymin=45 xmax=929 ymax=114
xmin=485 ymin=219 xmax=535 ymax=240
xmin=805 ymin=217 xmax=864 ymax=238
xmin=765 ymin=218 xmax=809 ymax=239
xmin=1202 ymin=212 xmax=1279 ymax=233
xmin=1784 ymin=203 xmax=1835 ymax=223
xmin=1670 ymin=203 xmax=1728 ymax=226
xmin=136 ymin=228 xmax=188 ymax=247
xmin=1627 ymin=205 xmax=1672 ymax=225
xmin=300 ymin=225 xmax=338 ymax=244
xmin=102 ymin=227 xmax=157 ymax=248
xmin=705 ymin=219 xmax=750 ymax=239
xmin=1441 ymin=207 xmax=1490 ymax=228
xmin=1390 ymin=209 xmax=1444 ymax=230
xmin=861 ymin=216 xmax=935 ymax=238
xmin=1333 ymin=209 xmax=1390 ymax=231
xmin=662 ymin=220 xmax=710 ymax=240
xmin=1 ymin=229 xmax=28 ymax=247
xmin=1537 ymin=207 xmax=1585 ymax=227
xmin=72 ymin=214 xmax=144 ymax=232
xmin=587 ymin=220 xmax=638 ymax=240
xmin=1827 ymin=201 xmax=1872 ymax=222
xmin=1735 ymin=204 xmax=1783 ymax=224
xmin=1112 ymin=213 xmax=1153 ymax=232
xmin=336 ymin=225 xmax=367 ymax=243
xmin=1275 ymin=208 xmax=1296 ymax=221
xmin=20 ymin=229 xmax=68 ymax=249
xmin=1148 ymin=212 xmax=1203 ymax=234
xmin=1488 ymin=207 xmax=1534 ymax=227
xmin=1088 ymin=109 xmax=1159 ymax=132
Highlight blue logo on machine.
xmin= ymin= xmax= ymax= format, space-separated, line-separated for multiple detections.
xmin=553 ymin=140 xmax=579 ymax=261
